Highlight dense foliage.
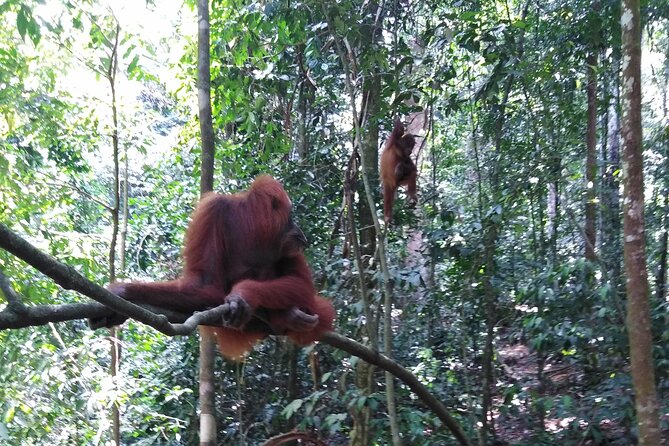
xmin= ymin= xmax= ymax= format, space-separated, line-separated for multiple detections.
xmin=0 ymin=0 xmax=667 ymax=445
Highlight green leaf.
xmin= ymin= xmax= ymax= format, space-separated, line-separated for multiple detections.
xmin=281 ymin=399 xmax=303 ymax=419
xmin=460 ymin=11 xmax=479 ymax=21
xmin=127 ymin=54 xmax=140 ymax=75
xmin=27 ymin=16 xmax=41 ymax=45
xmin=17 ymin=6 xmax=28 ymax=40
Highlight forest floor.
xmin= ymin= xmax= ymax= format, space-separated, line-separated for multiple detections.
xmin=493 ymin=343 xmax=639 ymax=445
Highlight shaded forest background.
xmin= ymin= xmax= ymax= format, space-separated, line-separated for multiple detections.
xmin=0 ymin=0 xmax=667 ymax=445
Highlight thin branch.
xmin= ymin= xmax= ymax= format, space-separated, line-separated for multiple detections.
xmin=0 ymin=270 xmax=27 ymax=312
xmin=262 ymin=431 xmax=326 ymax=446
xmin=0 ymin=301 xmax=110 ymax=329
xmin=42 ymin=179 xmax=113 ymax=212
xmin=320 ymin=332 xmax=473 ymax=446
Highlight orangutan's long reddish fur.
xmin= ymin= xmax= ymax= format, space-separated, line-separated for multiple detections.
xmin=380 ymin=119 xmax=417 ymax=224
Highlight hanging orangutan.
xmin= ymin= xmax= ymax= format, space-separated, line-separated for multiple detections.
xmin=380 ymin=118 xmax=417 ymax=224
xmin=90 ymin=175 xmax=335 ymax=360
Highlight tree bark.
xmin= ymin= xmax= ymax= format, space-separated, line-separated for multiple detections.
xmin=323 ymin=4 xmax=401 ymax=444
xmin=620 ymin=1 xmax=662 ymax=444
xmin=655 ymin=66 xmax=669 ymax=303
xmin=603 ymin=76 xmax=623 ymax=297
xmin=197 ymin=0 xmax=217 ymax=444
xmin=584 ymin=3 xmax=599 ymax=261
xmin=198 ymin=0 xmax=215 ymax=195
xmin=106 ymin=23 xmax=122 ymax=446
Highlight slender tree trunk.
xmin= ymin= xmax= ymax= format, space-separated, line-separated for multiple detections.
xmin=356 ymin=74 xmax=384 ymax=446
xmin=479 ymin=221 xmax=498 ymax=446
xmin=360 ymin=24 xmax=402 ymax=446
xmin=108 ymin=24 xmax=120 ymax=303
xmin=119 ymin=153 xmax=129 ymax=274
xmin=656 ymin=198 xmax=668 ymax=301
xmin=655 ymin=69 xmax=669 ymax=303
xmin=603 ymin=78 xmax=623 ymax=297
xmin=357 ymin=82 xmax=379 ymax=258
xmin=197 ymin=1 xmax=217 ymax=444
xmin=547 ymin=158 xmax=560 ymax=265
xmin=478 ymin=4 xmax=529 ymax=440
xmin=479 ymin=70 xmax=514 ymax=445
xmin=198 ymin=332 xmax=217 ymax=446
xmin=198 ymin=0 xmax=215 ymax=195
xmin=296 ymin=43 xmax=311 ymax=161
xmin=358 ymin=6 xmax=401 ymax=443
xmin=584 ymin=5 xmax=599 ymax=261
xmin=106 ymin=23 xmax=121 ymax=446
xmin=601 ymin=4 xmax=624 ymax=301
xmin=345 ymin=158 xmax=377 ymax=349
xmin=287 ymin=345 xmax=298 ymax=403
xmin=620 ymin=1 xmax=662 ymax=444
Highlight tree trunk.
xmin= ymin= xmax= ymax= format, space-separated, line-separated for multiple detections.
xmin=656 ymin=202 xmax=668 ymax=301
xmin=358 ymin=12 xmax=402 ymax=445
xmin=197 ymin=0 xmax=217 ymax=444
xmin=603 ymin=78 xmax=623 ymax=297
xmin=479 ymin=69 xmax=514 ymax=445
xmin=655 ymin=67 xmax=669 ymax=303
xmin=296 ymin=43 xmax=312 ymax=161
xmin=620 ymin=1 xmax=662 ymax=444
xmin=547 ymin=157 xmax=560 ymax=266
xmin=198 ymin=0 xmax=215 ymax=195
xmin=357 ymin=79 xmax=379 ymax=258
xmin=584 ymin=9 xmax=598 ymax=261
xmin=324 ymin=2 xmax=401 ymax=442
xmin=479 ymin=218 xmax=498 ymax=446
xmin=198 ymin=331 xmax=217 ymax=446
xmin=107 ymin=23 xmax=121 ymax=446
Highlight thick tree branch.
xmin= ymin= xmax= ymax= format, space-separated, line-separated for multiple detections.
xmin=0 ymin=223 xmax=229 ymax=335
xmin=0 ymin=301 xmax=110 ymax=328
xmin=0 ymin=287 xmax=231 ymax=332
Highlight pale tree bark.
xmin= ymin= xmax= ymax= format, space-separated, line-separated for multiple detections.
xmin=105 ymin=22 xmax=122 ymax=446
xmin=655 ymin=64 xmax=669 ymax=303
xmin=603 ymin=76 xmax=623 ymax=296
xmin=584 ymin=1 xmax=599 ymax=262
xmin=546 ymin=154 xmax=560 ymax=265
xmin=198 ymin=0 xmax=215 ymax=196
xmin=197 ymin=0 xmax=217 ymax=444
xmin=620 ymin=1 xmax=662 ymax=444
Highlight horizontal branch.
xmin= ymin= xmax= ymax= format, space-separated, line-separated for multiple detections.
xmin=0 ymin=223 xmax=225 ymax=335
xmin=0 ymin=301 xmax=109 ymax=329
xmin=0 ymin=297 xmax=234 ymax=333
